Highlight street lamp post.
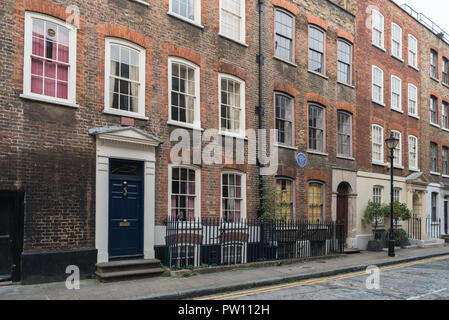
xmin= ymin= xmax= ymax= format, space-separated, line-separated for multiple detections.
xmin=385 ymin=133 xmax=400 ymax=257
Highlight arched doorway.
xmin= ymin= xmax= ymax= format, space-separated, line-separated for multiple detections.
xmin=337 ymin=182 xmax=351 ymax=244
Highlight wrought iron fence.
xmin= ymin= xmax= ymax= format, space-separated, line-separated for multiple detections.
xmin=163 ymin=217 xmax=344 ymax=269
xmin=427 ymin=217 xmax=441 ymax=239
xmin=408 ymin=215 xmax=422 ymax=240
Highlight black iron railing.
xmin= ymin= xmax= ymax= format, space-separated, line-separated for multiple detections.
xmin=427 ymin=217 xmax=441 ymax=239
xmin=163 ymin=217 xmax=344 ymax=269
xmin=408 ymin=215 xmax=422 ymax=240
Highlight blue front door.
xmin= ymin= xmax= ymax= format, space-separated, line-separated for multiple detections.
xmin=109 ymin=159 xmax=143 ymax=258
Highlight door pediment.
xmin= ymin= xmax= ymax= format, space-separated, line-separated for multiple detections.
xmin=89 ymin=126 xmax=162 ymax=148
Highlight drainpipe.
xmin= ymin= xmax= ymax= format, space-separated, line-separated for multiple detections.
xmin=256 ymin=0 xmax=265 ymax=218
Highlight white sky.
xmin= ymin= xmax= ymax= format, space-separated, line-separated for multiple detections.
xmin=395 ymin=0 xmax=449 ymax=34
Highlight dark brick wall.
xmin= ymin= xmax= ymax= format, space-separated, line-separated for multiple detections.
xmin=264 ymin=0 xmax=356 ymax=220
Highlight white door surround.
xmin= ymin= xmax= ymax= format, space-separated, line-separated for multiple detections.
xmin=89 ymin=127 xmax=162 ymax=263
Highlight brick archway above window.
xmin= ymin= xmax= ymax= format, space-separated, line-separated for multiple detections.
xmin=337 ymin=29 xmax=354 ymax=44
xmin=336 ymin=102 xmax=355 ymax=114
xmin=167 ymin=44 xmax=202 ymax=66
xmin=274 ymin=82 xmax=299 ymax=98
xmin=407 ymin=128 xmax=419 ymax=137
xmin=391 ymin=123 xmax=404 ymax=133
xmin=306 ymin=14 xmax=328 ymax=31
xmin=305 ymin=93 xmax=330 ymax=108
xmin=98 ymin=24 xmax=149 ymax=49
xmin=215 ymin=62 xmax=247 ymax=81
xmin=273 ymin=0 xmax=299 ymax=16
xmin=22 ymin=0 xmax=71 ymax=22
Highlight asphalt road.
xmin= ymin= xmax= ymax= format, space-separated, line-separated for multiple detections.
xmin=198 ymin=256 xmax=449 ymax=300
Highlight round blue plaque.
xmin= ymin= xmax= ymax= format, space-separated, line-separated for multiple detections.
xmin=297 ymin=153 xmax=307 ymax=167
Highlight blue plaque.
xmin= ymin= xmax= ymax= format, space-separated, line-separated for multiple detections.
xmin=297 ymin=153 xmax=307 ymax=167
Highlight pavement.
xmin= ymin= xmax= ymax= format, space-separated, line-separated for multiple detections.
xmin=1 ymin=245 xmax=448 ymax=300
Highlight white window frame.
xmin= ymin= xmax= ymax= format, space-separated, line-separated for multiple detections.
xmin=308 ymin=103 xmax=326 ymax=153
xmin=372 ymin=124 xmax=384 ymax=164
xmin=373 ymin=186 xmax=382 ymax=204
xmin=275 ymin=177 xmax=295 ymax=221
xmin=104 ymin=37 xmax=146 ymax=119
xmin=274 ymin=92 xmax=294 ymax=146
xmin=168 ymin=164 xmax=202 ymax=220
xmin=391 ymin=75 xmax=402 ymax=112
xmin=22 ymin=11 xmax=78 ymax=107
xmin=391 ymin=23 xmax=402 ymax=60
xmin=372 ymin=9 xmax=384 ymax=50
xmin=337 ymin=39 xmax=353 ymax=85
xmin=308 ymin=181 xmax=325 ymax=223
xmin=308 ymin=25 xmax=326 ymax=75
xmin=430 ymin=95 xmax=438 ymax=125
xmin=337 ymin=110 xmax=353 ymax=158
xmin=408 ymin=135 xmax=418 ymax=170
xmin=220 ymin=171 xmax=247 ymax=221
xmin=218 ymin=73 xmax=246 ymax=138
xmin=408 ymin=34 xmax=418 ymax=68
xmin=393 ymin=188 xmax=401 ymax=203
xmin=219 ymin=0 xmax=246 ymax=44
xmin=430 ymin=142 xmax=439 ymax=174
xmin=168 ymin=56 xmax=201 ymax=129
xmin=443 ymin=101 xmax=449 ymax=130
xmin=372 ymin=65 xmax=384 ymax=105
xmin=274 ymin=8 xmax=295 ymax=63
xmin=168 ymin=0 xmax=202 ymax=26
xmin=391 ymin=130 xmax=402 ymax=168
xmin=430 ymin=49 xmax=438 ymax=79
xmin=408 ymin=83 xmax=418 ymax=117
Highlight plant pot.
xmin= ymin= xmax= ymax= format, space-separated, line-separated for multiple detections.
xmin=367 ymin=240 xmax=384 ymax=252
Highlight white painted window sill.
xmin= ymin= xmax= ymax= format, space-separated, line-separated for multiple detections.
xmin=430 ymin=76 xmax=440 ymax=83
xmin=408 ymin=113 xmax=420 ymax=120
xmin=372 ymin=43 xmax=386 ymax=52
xmin=372 ymin=161 xmax=387 ymax=167
xmin=130 ymin=0 xmax=150 ymax=7
xmin=273 ymin=56 xmax=297 ymax=67
xmin=337 ymin=155 xmax=355 ymax=161
xmin=442 ymin=174 xmax=449 ymax=179
xmin=391 ymin=107 xmax=403 ymax=114
xmin=218 ymin=131 xmax=248 ymax=140
xmin=218 ymin=33 xmax=248 ymax=47
xmin=430 ymin=171 xmax=441 ymax=176
xmin=408 ymin=64 xmax=419 ymax=72
xmin=372 ymin=100 xmax=386 ymax=107
xmin=102 ymin=109 xmax=149 ymax=120
xmin=20 ymin=93 xmax=79 ymax=108
xmin=409 ymin=168 xmax=420 ymax=172
xmin=430 ymin=122 xmax=440 ymax=128
xmin=307 ymin=150 xmax=328 ymax=157
xmin=274 ymin=143 xmax=298 ymax=151
xmin=443 ymin=82 xmax=449 ymax=89
xmin=167 ymin=12 xmax=204 ymax=29
xmin=394 ymin=164 xmax=404 ymax=170
xmin=337 ymin=81 xmax=355 ymax=89
xmin=308 ymin=69 xmax=328 ymax=80
xmin=167 ymin=120 xmax=204 ymax=131
xmin=391 ymin=55 xmax=404 ymax=63
xmin=442 ymin=127 xmax=449 ymax=133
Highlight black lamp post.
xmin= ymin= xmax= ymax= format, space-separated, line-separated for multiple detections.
xmin=385 ymin=133 xmax=400 ymax=257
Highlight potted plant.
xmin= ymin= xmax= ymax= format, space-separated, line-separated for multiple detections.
xmin=382 ymin=201 xmax=412 ymax=248
xmin=363 ymin=201 xmax=385 ymax=251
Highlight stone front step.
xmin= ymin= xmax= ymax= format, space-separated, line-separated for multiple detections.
xmin=441 ymin=235 xmax=449 ymax=243
xmin=95 ymin=258 xmax=164 ymax=282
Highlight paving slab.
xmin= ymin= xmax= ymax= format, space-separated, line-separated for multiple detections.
xmin=0 ymin=245 xmax=448 ymax=300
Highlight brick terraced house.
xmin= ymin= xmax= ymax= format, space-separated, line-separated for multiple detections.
xmin=0 ymin=0 xmax=447 ymax=284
